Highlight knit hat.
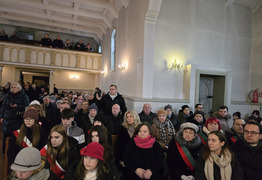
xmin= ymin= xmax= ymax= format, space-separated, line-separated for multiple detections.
xmin=23 ymin=109 xmax=39 ymax=121
xmin=180 ymin=122 xmax=199 ymax=133
xmin=11 ymin=147 xmax=41 ymax=172
xmin=233 ymin=111 xmax=241 ymax=118
xmin=164 ymin=104 xmax=172 ymax=110
xmin=252 ymin=110 xmax=260 ymax=117
xmin=29 ymin=100 xmax=40 ymax=106
xmin=89 ymin=103 xmax=98 ymax=112
xmin=194 ymin=111 xmax=204 ymax=117
xmin=182 ymin=105 xmax=190 ymax=111
xmin=80 ymin=142 xmax=104 ymax=161
xmin=158 ymin=108 xmax=167 ymax=116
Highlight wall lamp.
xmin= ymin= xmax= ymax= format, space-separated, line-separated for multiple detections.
xmin=118 ymin=62 xmax=127 ymax=71
xmin=71 ymin=75 xmax=79 ymax=80
xmin=171 ymin=59 xmax=183 ymax=69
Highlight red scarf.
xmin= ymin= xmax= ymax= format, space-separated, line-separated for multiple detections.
xmin=134 ymin=135 xmax=155 ymax=149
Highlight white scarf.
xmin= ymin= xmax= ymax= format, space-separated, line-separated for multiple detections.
xmin=84 ymin=168 xmax=97 ymax=180
xmin=204 ymin=149 xmax=232 ymax=180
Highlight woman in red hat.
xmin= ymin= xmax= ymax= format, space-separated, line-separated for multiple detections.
xmin=76 ymin=142 xmax=119 ymax=180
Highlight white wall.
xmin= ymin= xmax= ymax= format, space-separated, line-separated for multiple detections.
xmin=153 ymin=0 xmax=251 ymax=102
xmin=100 ymin=0 xmax=149 ymax=96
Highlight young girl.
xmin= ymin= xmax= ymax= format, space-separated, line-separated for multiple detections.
xmin=194 ymin=131 xmax=243 ymax=180
xmin=7 ymin=109 xmax=48 ymax=166
xmin=40 ymin=125 xmax=80 ymax=179
xmin=76 ymin=142 xmax=119 ymax=180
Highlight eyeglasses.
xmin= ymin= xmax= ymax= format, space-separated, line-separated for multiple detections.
xmin=244 ymin=130 xmax=260 ymax=135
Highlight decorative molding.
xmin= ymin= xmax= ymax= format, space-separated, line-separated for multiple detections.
xmin=145 ymin=10 xmax=159 ymax=24
xmin=123 ymin=95 xmax=190 ymax=103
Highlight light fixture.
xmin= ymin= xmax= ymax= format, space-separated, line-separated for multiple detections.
xmin=171 ymin=59 xmax=183 ymax=69
xmin=118 ymin=62 xmax=127 ymax=71
xmin=71 ymin=75 xmax=79 ymax=80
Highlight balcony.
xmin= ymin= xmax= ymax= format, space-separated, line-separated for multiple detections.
xmin=0 ymin=42 xmax=102 ymax=73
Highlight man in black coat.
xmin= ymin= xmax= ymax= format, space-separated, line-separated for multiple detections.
xmin=139 ymin=103 xmax=157 ymax=125
xmin=40 ymin=33 xmax=52 ymax=47
xmin=232 ymin=121 xmax=262 ymax=179
xmin=106 ymin=103 xmax=123 ymax=135
xmin=52 ymin=35 xmax=64 ymax=48
xmin=97 ymin=85 xmax=127 ymax=116
xmin=225 ymin=118 xmax=245 ymax=145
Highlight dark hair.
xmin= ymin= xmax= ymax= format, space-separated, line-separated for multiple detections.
xmin=244 ymin=121 xmax=262 ymax=134
xmin=195 ymin=103 xmax=202 ymax=108
xmin=110 ymin=84 xmax=117 ymax=89
xmin=133 ymin=122 xmax=153 ymax=138
xmin=61 ymin=108 xmax=74 ymax=119
xmin=203 ymin=131 xmax=233 ymax=160
xmin=88 ymin=126 xmax=108 ymax=146
xmin=218 ymin=105 xmax=228 ymax=111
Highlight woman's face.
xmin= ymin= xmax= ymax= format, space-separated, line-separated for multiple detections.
xmin=50 ymin=131 xmax=63 ymax=147
xmin=194 ymin=114 xmax=203 ymax=123
xmin=16 ymin=171 xmax=34 ymax=180
xmin=183 ymin=108 xmax=190 ymax=115
xmin=208 ymin=133 xmax=225 ymax=155
xmin=158 ymin=114 xmax=166 ymax=123
xmin=84 ymin=156 xmax=99 ymax=171
xmin=138 ymin=125 xmax=150 ymax=139
xmin=91 ymin=131 xmax=99 ymax=143
xmin=183 ymin=128 xmax=196 ymax=142
xmin=24 ymin=117 xmax=35 ymax=128
xmin=126 ymin=113 xmax=135 ymax=125
xmin=207 ymin=122 xmax=219 ymax=131
xmin=11 ymin=84 xmax=19 ymax=94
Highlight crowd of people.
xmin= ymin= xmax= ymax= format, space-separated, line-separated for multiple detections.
xmin=0 ymin=29 xmax=95 ymax=52
xmin=1 ymin=82 xmax=262 ymax=180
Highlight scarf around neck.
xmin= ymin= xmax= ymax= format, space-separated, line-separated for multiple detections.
xmin=204 ymin=148 xmax=232 ymax=180
xmin=134 ymin=135 xmax=155 ymax=149
xmin=154 ymin=118 xmax=175 ymax=145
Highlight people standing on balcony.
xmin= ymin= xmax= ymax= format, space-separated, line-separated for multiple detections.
xmin=8 ymin=31 xmax=19 ymax=42
xmin=52 ymin=35 xmax=64 ymax=48
xmin=74 ymin=40 xmax=85 ymax=51
xmin=63 ymin=39 xmax=74 ymax=50
xmin=40 ymin=33 xmax=52 ymax=47
xmin=85 ymin=43 xmax=94 ymax=52
xmin=0 ymin=29 xmax=8 ymax=41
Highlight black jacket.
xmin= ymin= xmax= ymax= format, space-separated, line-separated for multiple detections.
xmin=8 ymin=126 xmax=48 ymax=166
xmin=139 ymin=111 xmax=157 ymax=125
xmin=232 ymin=137 xmax=262 ymax=180
xmin=106 ymin=113 xmax=124 ymax=135
xmin=98 ymin=92 xmax=127 ymax=116
xmin=1 ymin=90 xmax=29 ymax=135
xmin=117 ymin=126 xmax=133 ymax=162
xmin=123 ymin=140 xmax=165 ymax=180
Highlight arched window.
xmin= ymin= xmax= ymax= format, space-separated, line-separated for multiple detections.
xmin=111 ymin=29 xmax=116 ymax=70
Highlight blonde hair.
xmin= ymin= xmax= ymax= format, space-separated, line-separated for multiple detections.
xmin=122 ymin=110 xmax=141 ymax=129
xmin=26 ymin=104 xmax=46 ymax=118
xmin=11 ymin=82 xmax=22 ymax=91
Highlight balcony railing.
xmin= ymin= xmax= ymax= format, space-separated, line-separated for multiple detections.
xmin=0 ymin=42 xmax=102 ymax=73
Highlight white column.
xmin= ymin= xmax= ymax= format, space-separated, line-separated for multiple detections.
xmin=49 ymin=70 xmax=55 ymax=94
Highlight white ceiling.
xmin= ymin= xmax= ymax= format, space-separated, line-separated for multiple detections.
xmin=0 ymin=0 xmax=130 ymax=42
xmin=0 ymin=0 xmax=260 ymax=43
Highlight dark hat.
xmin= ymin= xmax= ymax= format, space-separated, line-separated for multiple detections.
xmin=233 ymin=111 xmax=241 ymax=118
xmin=164 ymin=104 xmax=172 ymax=110
xmin=194 ymin=111 xmax=205 ymax=117
xmin=182 ymin=105 xmax=190 ymax=111
xmin=88 ymin=103 xmax=98 ymax=112
xmin=23 ymin=109 xmax=39 ymax=121
xmin=252 ymin=110 xmax=260 ymax=117
xmin=11 ymin=147 xmax=41 ymax=172
xmin=80 ymin=142 xmax=104 ymax=161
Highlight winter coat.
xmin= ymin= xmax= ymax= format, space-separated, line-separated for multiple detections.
xmin=194 ymin=150 xmax=243 ymax=180
xmin=106 ymin=113 xmax=124 ymax=135
xmin=117 ymin=126 xmax=133 ymax=162
xmin=98 ymin=92 xmax=127 ymax=116
xmin=139 ymin=111 xmax=157 ymax=125
xmin=232 ymin=137 xmax=262 ymax=180
xmin=1 ymin=90 xmax=29 ymax=135
xmin=8 ymin=126 xmax=48 ymax=166
xmin=123 ymin=140 xmax=165 ymax=180
xmin=66 ymin=121 xmax=85 ymax=144
xmin=167 ymin=113 xmax=180 ymax=131
xmin=213 ymin=112 xmax=233 ymax=132
xmin=167 ymin=131 xmax=202 ymax=180
xmin=178 ymin=110 xmax=193 ymax=124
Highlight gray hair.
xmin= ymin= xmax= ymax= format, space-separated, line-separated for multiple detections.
xmin=11 ymin=82 xmax=22 ymax=91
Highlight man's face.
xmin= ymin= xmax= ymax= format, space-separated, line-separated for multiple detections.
xmin=244 ymin=124 xmax=262 ymax=145
xmin=60 ymin=103 xmax=70 ymax=113
xmin=89 ymin=109 xmax=97 ymax=118
xmin=233 ymin=119 xmax=245 ymax=134
xmin=143 ymin=104 xmax=151 ymax=115
xmin=196 ymin=105 xmax=204 ymax=112
xmin=219 ymin=108 xmax=228 ymax=117
xmin=45 ymin=34 xmax=49 ymax=38
xmin=112 ymin=104 xmax=120 ymax=116
xmin=109 ymin=86 xmax=117 ymax=96
xmin=57 ymin=35 xmax=61 ymax=40
xmin=61 ymin=117 xmax=74 ymax=127
xmin=43 ymin=97 xmax=50 ymax=105
xmin=166 ymin=109 xmax=172 ymax=116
